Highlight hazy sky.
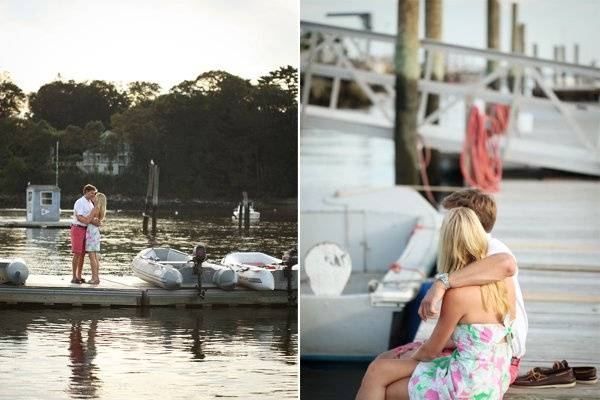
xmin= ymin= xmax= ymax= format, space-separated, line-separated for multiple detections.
xmin=302 ymin=0 xmax=600 ymax=65
xmin=0 ymin=0 xmax=299 ymax=93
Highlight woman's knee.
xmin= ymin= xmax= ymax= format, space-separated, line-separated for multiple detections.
xmin=364 ymin=359 xmax=386 ymax=382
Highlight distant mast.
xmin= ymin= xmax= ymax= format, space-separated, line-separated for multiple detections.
xmin=55 ymin=141 xmax=59 ymax=186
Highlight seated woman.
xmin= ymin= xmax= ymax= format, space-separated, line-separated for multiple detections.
xmin=356 ymin=207 xmax=516 ymax=400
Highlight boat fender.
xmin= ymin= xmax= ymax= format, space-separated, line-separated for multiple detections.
xmin=213 ymin=269 xmax=237 ymax=291
xmin=6 ymin=259 xmax=29 ymax=285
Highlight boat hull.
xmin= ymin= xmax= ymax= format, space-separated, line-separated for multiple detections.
xmin=132 ymin=248 xmax=238 ymax=290
xmin=233 ymin=267 xmax=275 ymax=291
xmin=300 ymin=291 xmax=400 ymax=360
xmin=222 ymin=252 xmax=298 ymax=291
xmin=0 ymin=259 xmax=29 ymax=285
xmin=132 ymin=255 xmax=183 ymax=290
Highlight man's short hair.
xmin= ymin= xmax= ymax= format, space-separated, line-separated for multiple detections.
xmin=83 ymin=184 xmax=97 ymax=194
xmin=441 ymin=188 xmax=496 ymax=233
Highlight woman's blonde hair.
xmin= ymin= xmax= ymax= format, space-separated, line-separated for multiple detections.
xmin=95 ymin=193 xmax=107 ymax=221
xmin=437 ymin=207 xmax=508 ymax=317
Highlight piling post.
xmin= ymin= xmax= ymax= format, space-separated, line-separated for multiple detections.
xmin=486 ymin=0 xmax=501 ymax=90
xmin=142 ymin=160 xmax=154 ymax=233
xmin=237 ymin=203 xmax=243 ymax=230
xmin=560 ymin=45 xmax=567 ymax=86
xmin=394 ymin=0 xmax=419 ymax=185
xmin=518 ymin=23 xmax=526 ymax=92
xmin=243 ymin=204 xmax=250 ymax=232
xmin=508 ymin=3 xmax=518 ymax=92
xmin=574 ymin=43 xmax=580 ymax=84
xmin=151 ymin=164 xmax=159 ymax=234
xmin=242 ymin=191 xmax=250 ymax=232
xmin=424 ymin=0 xmax=444 ymax=201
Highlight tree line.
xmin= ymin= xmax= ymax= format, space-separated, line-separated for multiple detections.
xmin=0 ymin=67 xmax=297 ymax=202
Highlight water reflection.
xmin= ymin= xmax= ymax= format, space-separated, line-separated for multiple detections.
xmin=0 ymin=308 xmax=297 ymax=399
xmin=0 ymin=209 xmax=297 ymax=277
xmin=69 ymin=320 xmax=100 ymax=399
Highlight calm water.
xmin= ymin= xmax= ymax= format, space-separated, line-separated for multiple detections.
xmin=0 ymin=308 xmax=297 ymax=399
xmin=0 ymin=209 xmax=297 ymax=276
xmin=0 ymin=208 xmax=298 ymax=399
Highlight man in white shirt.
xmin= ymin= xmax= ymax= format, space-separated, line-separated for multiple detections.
xmin=70 ymin=184 xmax=99 ymax=284
xmin=383 ymin=189 xmax=528 ymax=399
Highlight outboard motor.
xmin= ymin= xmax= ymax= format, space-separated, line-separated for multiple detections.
xmin=282 ymin=248 xmax=297 ymax=304
xmin=192 ymin=244 xmax=207 ymax=298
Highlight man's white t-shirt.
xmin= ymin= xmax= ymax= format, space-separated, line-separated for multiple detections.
xmin=73 ymin=196 xmax=93 ymax=227
xmin=487 ymin=234 xmax=528 ymax=359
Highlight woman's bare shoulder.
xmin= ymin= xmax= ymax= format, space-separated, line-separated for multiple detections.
xmin=443 ymin=286 xmax=480 ymax=306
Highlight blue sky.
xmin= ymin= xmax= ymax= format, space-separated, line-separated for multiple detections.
xmin=302 ymin=0 xmax=600 ymax=65
xmin=0 ymin=0 xmax=299 ymax=92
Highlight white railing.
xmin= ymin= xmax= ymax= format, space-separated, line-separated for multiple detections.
xmin=301 ymin=21 xmax=600 ymax=165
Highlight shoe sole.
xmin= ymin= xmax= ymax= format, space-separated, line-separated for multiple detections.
xmin=513 ymin=382 xmax=576 ymax=389
xmin=577 ymin=377 xmax=598 ymax=384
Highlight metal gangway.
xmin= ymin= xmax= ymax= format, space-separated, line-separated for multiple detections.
xmin=301 ymin=21 xmax=600 ymax=176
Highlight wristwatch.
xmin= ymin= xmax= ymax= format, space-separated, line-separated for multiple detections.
xmin=434 ymin=272 xmax=451 ymax=289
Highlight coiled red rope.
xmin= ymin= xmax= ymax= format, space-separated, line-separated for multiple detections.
xmin=459 ymin=104 xmax=510 ymax=193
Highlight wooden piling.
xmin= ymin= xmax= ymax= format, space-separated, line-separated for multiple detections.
xmin=151 ymin=165 xmax=159 ymax=234
xmin=142 ymin=160 xmax=154 ymax=233
xmin=424 ymin=0 xmax=444 ymax=201
xmin=508 ymin=3 xmax=518 ymax=92
xmin=238 ymin=203 xmax=243 ymax=230
xmin=243 ymin=203 xmax=250 ymax=232
xmin=486 ymin=0 xmax=501 ymax=90
xmin=394 ymin=0 xmax=419 ymax=185
xmin=574 ymin=43 xmax=580 ymax=84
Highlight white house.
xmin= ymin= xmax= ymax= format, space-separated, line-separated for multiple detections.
xmin=76 ymin=130 xmax=131 ymax=175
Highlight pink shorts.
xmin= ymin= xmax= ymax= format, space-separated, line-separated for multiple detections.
xmin=70 ymin=225 xmax=87 ymax=254
xmin=393 ymin=341 xmax=521 ymax=384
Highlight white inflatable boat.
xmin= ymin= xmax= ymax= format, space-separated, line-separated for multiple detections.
xmin=132 ymin=248 xmax=237 ymax=290
xmin=222 ymin=252 xmax=297 ymax=291
xmin=0 ymin=258 xmax=29 ymax=285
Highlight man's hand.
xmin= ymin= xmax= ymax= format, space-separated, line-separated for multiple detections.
xmin=418 ymin=281 xmax=446 ymax=321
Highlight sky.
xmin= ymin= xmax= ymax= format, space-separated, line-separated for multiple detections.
xmin=0 ymin=0 xmax=299 ymax=93
xmin=301 ymin=0 xmax=600 ymax=66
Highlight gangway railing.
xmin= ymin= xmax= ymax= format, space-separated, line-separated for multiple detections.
xmin=300 ymin=21 xmax=600 ymax=175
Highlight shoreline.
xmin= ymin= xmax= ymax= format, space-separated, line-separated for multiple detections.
xmin=0 ymin=194 xmax=298 ymax=215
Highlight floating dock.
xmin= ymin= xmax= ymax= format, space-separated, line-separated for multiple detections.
xmin=0 ymin=275 xmax=295 ymax=307
xmin=414 ymin=180 xmax=600 ymax=399
xmin=0 ymin=219 xmax=71 ymax=228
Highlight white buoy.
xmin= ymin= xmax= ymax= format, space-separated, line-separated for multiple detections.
xmin=304 ymin=242 xmax=351 ymax=296
xmin=0 ymin=258 xmax=29 ymax=285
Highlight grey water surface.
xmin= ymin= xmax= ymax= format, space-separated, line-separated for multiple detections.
xmin=0 ymin=208 xmax=297 ymax=399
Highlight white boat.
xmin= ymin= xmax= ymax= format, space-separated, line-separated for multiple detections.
xmin=0 ymin=258 xmax=29 ymax=285
xmin=132 ymin=248 xmax=237 ymax=290
xmin=231 ymin=203 xmax=260 ymax=221
xmin=222 ymin=252 xmax=297 ymax=291
xmin=300 ymin=186 xmax=442 ymax=360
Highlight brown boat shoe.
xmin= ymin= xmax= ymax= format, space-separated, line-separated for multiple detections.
xmin=541 ymin=360 xmax=598 ymax=385
xmin=512 ymin=366 xmax=576 ymax=388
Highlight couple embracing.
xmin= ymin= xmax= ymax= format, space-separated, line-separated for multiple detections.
xmin=70 ymin=184 xmax=107 ymax=285
xmin=357 ymin=189 xmax=528 ymax=400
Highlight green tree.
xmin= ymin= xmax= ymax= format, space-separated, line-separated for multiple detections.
xmin=0 ymin=79 xmax=26 ymax=119
xmin=127 ymin=81 xmax=161 ymax=106
xmin=29 ymin=80 xmax=129 ymax=130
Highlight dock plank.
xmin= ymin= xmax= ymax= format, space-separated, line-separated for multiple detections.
xmin=0 ymin=274 xmax=294 ymax=307
xmin=414 ymin=180 xmax=600 ymax=399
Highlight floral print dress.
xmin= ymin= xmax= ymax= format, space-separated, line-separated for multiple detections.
xmin=85 ymin=223 xmax=101 ymax=252
xmin=408 ymin=316 xmax=513 ymax=400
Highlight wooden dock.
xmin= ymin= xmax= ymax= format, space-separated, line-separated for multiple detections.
xmin=0 ymin=219 xmax=71 ymax=228
xmin=415 ymin=179 xmax=600 ymax=399
xmin=0 ymin=275 xmax=294 ymax=307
